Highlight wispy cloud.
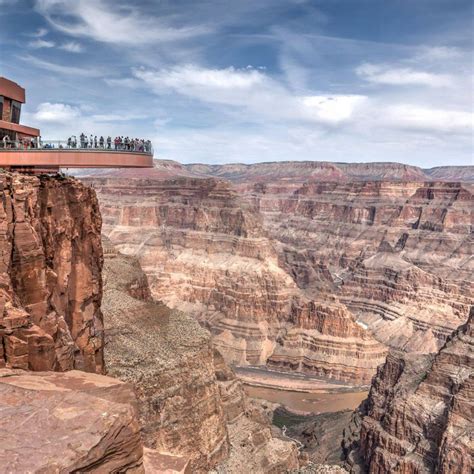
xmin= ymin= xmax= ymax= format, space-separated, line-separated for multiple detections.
xmin=134 ymin=65 xmax=367 ymax=126
xmin=19 ymin=55 xmax=104 ymax=77
xmin=356 ymin=63 xmax=453 ymax=88
xmin=59 ymin=41 xmax=84 ymax=53
xmin=28 ymin=27 xmax=49 ymax=38
xmin=384 ymin=104 xmax=473 ymax=135
xmin=35 ymin=0 xmax=211 ymax=45
xmin=28 ymin=38 xmax=55 ymax=49
xmin=33 ymin=102 xmax=81 ymax=122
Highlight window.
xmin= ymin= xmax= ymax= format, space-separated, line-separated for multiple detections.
xmin=0 ymin=96 xmax=3 ymax=121
xmin=11 ymin=100 xmax=21 ymax=124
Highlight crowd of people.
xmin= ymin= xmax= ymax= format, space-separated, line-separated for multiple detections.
xmin=1 ymin=133 xmax=152 ymax=153
xmin=68 ymin=134 xmax=152 ymax=153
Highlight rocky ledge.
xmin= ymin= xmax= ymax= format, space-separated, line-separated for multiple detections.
xmin=102 ymin=237 xmax=300 ymax=472
xmin=0 ymin=369 xmax=144 ymax=473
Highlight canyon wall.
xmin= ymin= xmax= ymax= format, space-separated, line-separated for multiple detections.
xmin=346 ymin=307 xmax=473 ymax=473
xmin=102 ymin=237 xmax=300 ymax=473
xmin=242 ymin=179 xmax=472 ymax=353
xmin=0 ymin=172 xmax=150 ymax=473
xmin=82 ymin=161 xmax=472 ymax=384
xmin=88 ymin=175 xmax=387 ymax=384
xmin=0 ymin=172 xmax=104 ymax=373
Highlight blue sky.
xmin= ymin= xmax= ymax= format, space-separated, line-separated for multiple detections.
xmin=1 ymin=0 xmax=472 ymax=167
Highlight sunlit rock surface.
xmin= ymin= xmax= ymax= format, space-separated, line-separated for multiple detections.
xmin=0 ymin=172 xmax=104 ymax=373
xmin=0 ymin=369 xmax=144 ymax=473
xmin=345 ymin=308 xmax=473 ymax=473
xmin=87 ymin=175 xmax=386 ymax=384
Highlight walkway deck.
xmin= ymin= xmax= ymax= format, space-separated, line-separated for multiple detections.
xmin=0 ymin=149 xmax=154 ymax=171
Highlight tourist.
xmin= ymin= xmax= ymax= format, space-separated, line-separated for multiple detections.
xmin=94 ymin=136 xmax=98 ymax=148
xmin=2 ymin=134 xmax=8 ymax=149
xmin=107 ymin=136 xmax=112 ymax=149
xmin=80 ymin=133 xmax=85 ymax=148
xmin=89 ymin=134 xmax=94 ymax=148
xmin=99 ymin=136 xmax=104 ymax=148
xmin=84 ymin=135 xmax=89 ymax=148
xmin=114 ymin=136 xmax=119 ymax=151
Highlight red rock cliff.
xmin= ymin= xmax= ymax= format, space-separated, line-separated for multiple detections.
xmin=353 ymin=307 xmax=473 ymax=473
xmin=0 ymin=172 xmax=104 ymax=373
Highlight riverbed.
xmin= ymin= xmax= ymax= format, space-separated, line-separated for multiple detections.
xmin=236 ymin=366 xmax=368 ymax=414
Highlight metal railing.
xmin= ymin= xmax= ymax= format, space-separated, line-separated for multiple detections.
xmin=0 ymin=139 xmax=153 ymax=155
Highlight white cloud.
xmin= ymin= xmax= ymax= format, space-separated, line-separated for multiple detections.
xmin=300 ymin=95 xmax=367 ymax=124
xmin=20 ymin=55 xmax=103 ymax=77
xmin=134 ymin=65 xmax=367 ymax=126
xmin=384 ymin=104 xmax=473 ymax=135
xmin=104 ymin=77 xmax=142 ymax=89
xmin=33 ymin=102 xmax=81 ymax=122
xmin=59 ymin=41 xmax=84 ymax=53
xmin=29 ymin=27 xmax=48 ymax=37
xmin=356 ymin=63 xmax=453 ymax=87
xmin=35 ymin=0 xmax=210 ymax=45
xmin=28 ymin=39 xmax=55 ymax=49
xmin=415 ymin=46 xmax=463 ymax=61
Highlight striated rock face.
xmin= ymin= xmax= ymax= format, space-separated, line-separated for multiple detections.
xmin=88 ymin=176 xmax=386 ymax=384
xmin=102 ymin=239 xmax=300 ymax=472
xmin=352 ymin=308 xmax=473 ymax=473
xmin=241 ymin=179 xmax=473 ymax=353
xmin=82 ymin=161 xmax=472 ymax=384
xmin=0 ymin=368 xmax=144 ymax=473
xmin=0 ymin=172 xmax=104 ymax=373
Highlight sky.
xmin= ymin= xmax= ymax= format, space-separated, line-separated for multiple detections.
xmin=0 ymin=0 xmax=472 ymax=167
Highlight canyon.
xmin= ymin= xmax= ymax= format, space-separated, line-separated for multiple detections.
xmin=81 ymin=160 xmax=472 ymax=386
xmin=1 ymin=159 xmax=472 ymax=473
xmin=0 ymin=171 xmax=301 ymax=473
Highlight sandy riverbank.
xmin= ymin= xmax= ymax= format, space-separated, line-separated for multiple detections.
xmin=234 ymin=366 xmax=369 ymax=393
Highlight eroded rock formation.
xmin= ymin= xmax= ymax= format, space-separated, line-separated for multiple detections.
xmin=346 ymin=307 xmax=473 ymax=473
xmin=88 ymin=175 xmax=387 ymax=384
xmin=231 ymin=178 xmax=472 ymax=354
xmin=0 ymin=172 xmax=104 ymax=373
xmin=102 ymin=238 xmax=300 ymax=472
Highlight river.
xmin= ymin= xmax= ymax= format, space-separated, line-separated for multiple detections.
xmin=236 ymin=366 xmax=368 ymax=414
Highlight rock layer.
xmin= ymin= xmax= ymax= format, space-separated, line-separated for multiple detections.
xmin=102 ymin=238 xmax=300 ymax=472
xmin=0 ymin=172 xmax=104 ymax=373
xmin=88 ymin=176 xmax=387 ymax=384
xmin=348 ymin=308 xmax=473 ymax=473
xmin=0 ymin=368 xmax=144 ymax=473
xmin=82 ymin=161 xmax=473 ymax=384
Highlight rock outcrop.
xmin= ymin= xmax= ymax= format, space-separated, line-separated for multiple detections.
xmin=346 ymin=308 xmax=473 ymax=473
xmin=0 ymin=368 xmax=144 ymax=473
xmin=102 ymin=238 xmax=300 ymax=472
xmin=0 ymin=172 xmax=104 ymax=373
xmin=88 ymin=176 xmax=386 ymax=384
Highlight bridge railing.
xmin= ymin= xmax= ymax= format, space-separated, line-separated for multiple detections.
xmin=0 ymin=139 xmax=153 ymax=155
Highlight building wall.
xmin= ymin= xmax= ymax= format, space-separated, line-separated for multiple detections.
xmin=2 ymin=97 xmax=12 ymax=122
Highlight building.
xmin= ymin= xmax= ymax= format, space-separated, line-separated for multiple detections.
xmin=0 ymin=76 xmax=153 ymax=173
xmin=0 ymin=77 xmax=40 ymax=142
